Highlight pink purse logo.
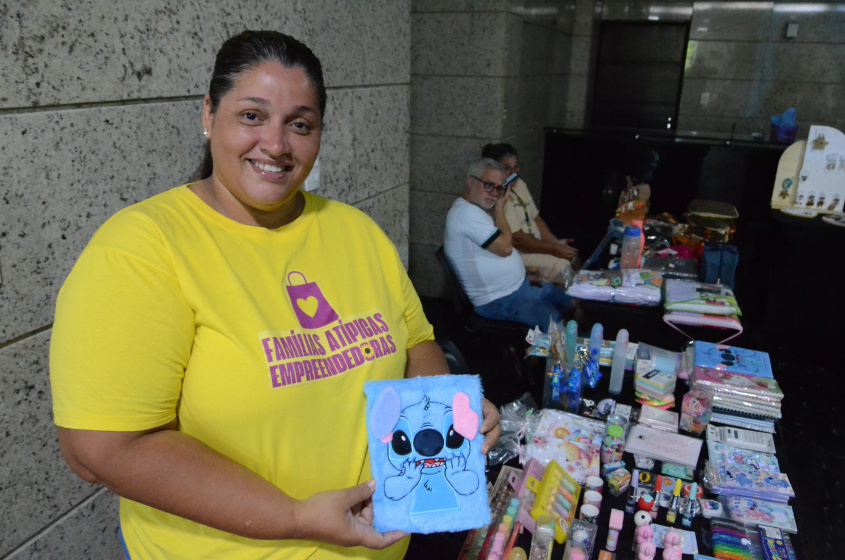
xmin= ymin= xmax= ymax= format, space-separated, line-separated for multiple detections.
xmin=285 ymin=271 xmax=339 ymax=329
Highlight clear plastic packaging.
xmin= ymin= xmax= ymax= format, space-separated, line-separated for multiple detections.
xmin=529 ymin=519 xmax=555 ymax=560
xmin=486 ymin=393 xmax=539 ymax=466
xmin=563 ymin=519 xmax=597 ymax=560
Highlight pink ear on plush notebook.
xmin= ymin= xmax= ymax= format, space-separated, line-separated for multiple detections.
xmin=452 ymin=392 xmax=478 ymax=440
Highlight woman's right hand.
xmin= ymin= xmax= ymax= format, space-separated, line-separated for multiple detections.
xmin=295 ymin=479 xmax=407 ymax=550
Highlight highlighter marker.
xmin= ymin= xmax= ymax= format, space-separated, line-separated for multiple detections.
xmin=666 ymin=478 xmax=683 ymax=524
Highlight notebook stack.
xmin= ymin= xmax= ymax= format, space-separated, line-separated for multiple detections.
xmin=634 ymin=362 xmax=677 ymax=408
xmin=689 ymin=342 xmax=781 ymax=433
xmin=662 ymin=280 xmax=743 ymax=341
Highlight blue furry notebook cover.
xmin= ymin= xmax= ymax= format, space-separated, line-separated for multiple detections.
xmin=363 ymin=375 xmax=491 ymax=534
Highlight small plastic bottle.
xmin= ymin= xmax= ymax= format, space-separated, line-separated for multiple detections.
xmin=620 ymin=225 xmax=641 ymax=269
xmin=565 ymin=320 xmax=578 ymax=362
xmin=608 ymin=328 xmax=628 ymax=395
xmin=589 ymin=323 xmax=603 ymax=359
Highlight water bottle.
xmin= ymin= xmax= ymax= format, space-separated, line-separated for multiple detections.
xmin=620 ymin=225 xmax=641 ymax=269
xmin=609 ymin=329 xmax=628 ymax=395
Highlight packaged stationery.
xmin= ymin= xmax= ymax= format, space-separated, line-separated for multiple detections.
xmin=723 ymin=497 xmax=798 ymax=533
xmin=692 ymin=341 xmax=773 ymax=379
xmin=704 ymin=441 xmax=795 ymax=502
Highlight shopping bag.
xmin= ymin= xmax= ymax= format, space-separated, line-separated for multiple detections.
xmin=285 ymin=271 xmax=339 ymax=329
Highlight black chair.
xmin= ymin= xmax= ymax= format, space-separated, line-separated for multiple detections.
xmin=434 ymin=246 xmax=529 ymax=336
xmin=434 ymin=246 xmax=538 ymax=405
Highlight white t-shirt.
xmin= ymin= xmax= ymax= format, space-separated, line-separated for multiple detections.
xmin=444 ymin=198 xmax=525 ymax=307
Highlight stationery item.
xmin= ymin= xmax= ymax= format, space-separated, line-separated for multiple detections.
xmin=709 ymin=412 xmax=775 ymax=433
xmin=650 ymin=524 xmax=698 ymax=554
xmin=692 ymin=341 xmax=773 ymax=379
xmin=664 ymin=279 xmax=742 ymax=316
xmin=606 ymin=509 xmax=624 ymax=552
xmin=698 ymin=499 xmax=724 ymax=519
xmin=705 ymin=441 xmax=795 ymax=501
xmin=606 ymin=468 xmax=631 ymax=496
xmin=624 ymin=424 xmax=703 ymax=467
xmin=566 ymin=519 xmax=598 ymax=559
xmin=636 ymin=343 xmax=682 ymax=374
xmin=707 ymin=424 xmax=776 ymax=453
xmin=583 ymin=490 xmax=602 ymax=509
xmin=660 ymin=462 xmax=694 ymax=481
xmin=585 ymin=476 xmax=603 ymax=494
xmin=639 ymin=404 xmax=679 ymax=432
xmin=758 ymin=525 xmax=798 ymax=560
xmin=709 ymin=519 xmax=760 ymax=560
xmin=691 ymin=368 xmax=784 ymax=402
xmin=609 ymin=329 xmax=628 ymax=395
xmin=679 ymin=388 xmax=712 ymax=435
xmin=579 ymin=504 xmax=599 ymax=523
xmin=656 ymin=476 xmax=675 ymax=507
xmin=601 ymin=461 xmax=625 ymax=478
xmin=600 ymin=424 xmax=625 ymax=464
xmin=723 ymin=496 xmax=798 ymax=533
xmin=662 ymin=310 xmax=743 ymax=343
xmin=589 ymin=323 xmax=604 ymax=362
xmin=529 ymin=519 xmax=555 ymax=560
xmin=565 ymin=320 xmax=578 ymax=363
xmin=524 ymin=409 xmax=604 ymax=484
xmin=665 ymin=479 xmax=683 ymax=524
xmin=526 ymin=460 xmax=582 ymax=544
xmin=363 ymin=375 xmax=489 ymax=533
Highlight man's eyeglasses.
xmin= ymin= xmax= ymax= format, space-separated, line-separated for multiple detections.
xmin=471 ymin=176 xmax=506 ymax=194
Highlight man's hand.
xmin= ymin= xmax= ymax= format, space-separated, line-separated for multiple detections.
xmin=479 ymin=398 xmax=501 ymax=454
xmin=553 ymin=239 xmax=578 ymax=260
xmin=493 ymin=184 xmax=511 ymax=215
xmin=295 ymin=479 xmax=406 ymax=549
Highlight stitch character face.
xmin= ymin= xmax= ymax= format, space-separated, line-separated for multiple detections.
xmin=369 ymin=388 xmax=480 ymax=514
xmin=387 ymin=403 xmax=469 ymax=475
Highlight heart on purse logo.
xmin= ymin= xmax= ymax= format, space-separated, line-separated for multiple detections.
xmin=297 ymin=296 xmax=319 ymax=317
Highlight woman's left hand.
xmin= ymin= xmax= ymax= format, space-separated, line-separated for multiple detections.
xmin=479 ymin=398 xmax=501 ymax=454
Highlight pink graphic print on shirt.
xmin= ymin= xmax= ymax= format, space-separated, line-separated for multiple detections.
xmin=285 ymin=271 xmax=339 ymax=329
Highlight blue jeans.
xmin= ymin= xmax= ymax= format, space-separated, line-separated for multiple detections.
xmin=475 ymin=278 xmax=571 ymax=329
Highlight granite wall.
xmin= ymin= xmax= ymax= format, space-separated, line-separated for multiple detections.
xmin=594 ymin=1 xmax=845 ymax=137
xmin=409 ymin=0 xmax=578 ymax=298
xmin=678 ymin=1 xmax=845 ymax=137
xmin=0 ymin=1 xmax=410 ymax=557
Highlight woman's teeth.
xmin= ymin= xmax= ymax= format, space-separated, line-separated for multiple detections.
xmin=253 ymin=161 xmax=286 ymax=173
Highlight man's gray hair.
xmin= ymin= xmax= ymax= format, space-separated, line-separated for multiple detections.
xmin=467 ymin=158 xmax=505 ymax=179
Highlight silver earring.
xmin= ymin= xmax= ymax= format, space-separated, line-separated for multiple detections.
xmin=203 ymin=129 xmax=208 ymax=136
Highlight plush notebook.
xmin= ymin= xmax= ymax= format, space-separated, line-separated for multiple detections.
xmin=692 ymin=341 xmax=773 ymax=379
xmin=363 ymin=375 xmax=490 ymax=534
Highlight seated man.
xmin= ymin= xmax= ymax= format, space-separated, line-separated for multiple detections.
xmin=444 ymin=158 xmax=572 ymax=328
xmin=481 ymin=143 xmax=578 ymax=285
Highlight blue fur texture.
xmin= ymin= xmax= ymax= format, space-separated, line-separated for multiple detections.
xmin=363 ymin=374 xmax=491 ymax=534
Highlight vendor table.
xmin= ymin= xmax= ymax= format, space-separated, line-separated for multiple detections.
xmin=406 ymin=352 xmax=799 ymax=560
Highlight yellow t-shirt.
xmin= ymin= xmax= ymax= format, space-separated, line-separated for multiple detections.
xmin=50 ymin=185 xmax=434 ymax=560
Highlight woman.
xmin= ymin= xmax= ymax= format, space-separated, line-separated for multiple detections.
xmin=481 ymin=143 xmax=578 ymax=285
xmin=50 ymin=30 xmax=499 ymax=560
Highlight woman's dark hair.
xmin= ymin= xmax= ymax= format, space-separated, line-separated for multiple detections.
xmin=191 ymin=30 xmax=326 ymax=181
xmin=481 ymin=143 xmax=518 ymax=163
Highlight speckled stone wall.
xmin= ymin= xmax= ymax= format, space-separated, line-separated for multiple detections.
xmin=0 ymin=1 xmax=410 ymax=557
xmin=590 ymin=1 xmax=845 ymax=138
xmin=678 ymin=1 xmax=845 ymax=138
xmin=409 ymin=0 xmax=577 ymax=298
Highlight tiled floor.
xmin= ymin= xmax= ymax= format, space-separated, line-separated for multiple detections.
xmin=411 ymin=296 xmax=840 ymax=559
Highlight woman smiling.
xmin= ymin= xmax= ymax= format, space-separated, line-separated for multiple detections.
xmin=50 ymin=30 xmax=499 ymax=560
